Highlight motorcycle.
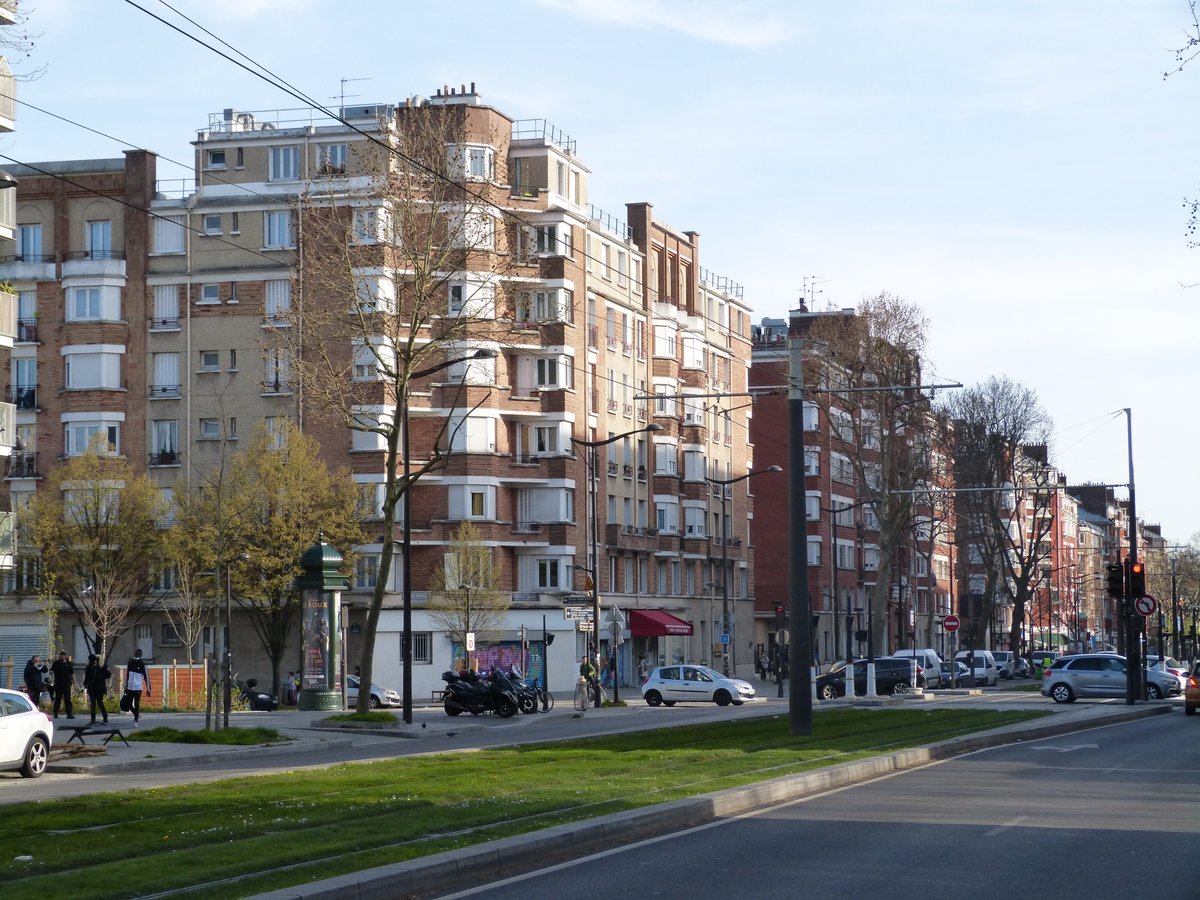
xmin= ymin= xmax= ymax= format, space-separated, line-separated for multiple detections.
xmin=503 ymin=665 xmax=541 ymax=715
xmin=441 ymin=668 xmax=519 ymax=718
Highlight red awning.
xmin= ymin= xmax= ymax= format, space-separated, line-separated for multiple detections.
xmin=628 ymin=608 xmax=693 ymax=637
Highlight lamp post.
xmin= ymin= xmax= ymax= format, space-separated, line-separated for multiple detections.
xmin=398 ymin=348 xmax=497 ymax=725
xmin=223 ymin=552 xmax=250 ymax=729
xmin=571 ymin=423 xmax=662 ymax=707
xmin=458 ymin=583 xmax=474 ymax=672
xmin=705 ymin=465 xmax=782 ymax=676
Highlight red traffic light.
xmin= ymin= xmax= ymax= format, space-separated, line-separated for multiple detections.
xmin=1129 ymin=561 xmax=1146 ymax=598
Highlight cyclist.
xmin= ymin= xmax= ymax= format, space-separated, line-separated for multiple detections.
xmin=579 ymin=655 xmax=599 ymax=702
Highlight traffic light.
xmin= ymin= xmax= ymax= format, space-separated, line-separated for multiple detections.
xmin=774 ymin=604 xmax=786 ymax=631
xmin=1129 ymin=561 xmax=1146 ymax=598
xmin=1105 ymin=562 xmax=1124 ymax=599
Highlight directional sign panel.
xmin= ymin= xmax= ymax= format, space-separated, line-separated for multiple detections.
xmin=564 ymin=607 xmax=594 ymax=622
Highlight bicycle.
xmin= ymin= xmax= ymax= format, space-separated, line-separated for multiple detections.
xmin=539 ymin=687 xmax=555 ymax=712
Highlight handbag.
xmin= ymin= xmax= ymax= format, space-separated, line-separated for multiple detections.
xmin=119 ymin=691 xmax=132 ymax=712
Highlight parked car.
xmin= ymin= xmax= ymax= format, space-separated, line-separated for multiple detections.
xmin=1041 ymin=653 xmax=1180 ymax=703
xmin=347 ymin=674 xmax=401 ymax=709
xmin=815 ymin=657 xmax=922 ymax=700
xmin=0 ymin=687 xmax=54 ymax=778
xmin=891 ymin=649 xmax=943 ymax=688
xmin=642 ymin=665 xmax=755 ymax=707
xmin=237 ymin=679 xmax=279 ymax=711
xmin=1014 ymin=656 xmax=1030 ymax=678
xmin=954 ymin=649 xmax=999 ymax=686
xmin=1186 ymin=661 xmax=1200 ymax=716
xmin=938 ymin=660 xmax=971 ymax=686
xmin=1145 ymin=655 xmax=1188 ymax=688
xmin=991 ymin=650 xmax=1016 ymax=679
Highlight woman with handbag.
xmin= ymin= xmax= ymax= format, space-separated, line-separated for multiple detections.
xmin=124 ymin=648 xmax=150 ymax=727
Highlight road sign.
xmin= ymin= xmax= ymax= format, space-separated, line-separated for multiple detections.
xmin=577 ymin=620 xmax=594 ymax=632
xmin=720 ymin=632 xmax=730 ymax=645
xmin=943 ymin=614 xmax=961 ymax=632
xmin=604 ymin=607 xmax=625 ymax=624
xmin=564 ymin=607 xmax=594 ymax=622
xmin=1134 ymin=595 xmax=1157 ymax=616
xmin=466 ymin=633 xmax=475 ymax=652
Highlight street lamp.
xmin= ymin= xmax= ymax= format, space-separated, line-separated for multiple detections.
xmin=224 ymin=552 xmax=250 ymax=729
xmin=705 ymin=465 xmax=781 ymax=676
xmin=399 ymin=347 xmax=497 ymax=724
xmin=571 ymin=423 xmax=662 ymax=707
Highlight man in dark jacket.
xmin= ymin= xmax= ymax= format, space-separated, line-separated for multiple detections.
xmin=125 ymin=648 xmax=150 ymax=726
xmin=22 ymin=655 xmax=44 ymax=706
xmin=50 ymin=651 xmax=76 ymax=719
xmin=84 ymin=654 xmax=110 ymax=725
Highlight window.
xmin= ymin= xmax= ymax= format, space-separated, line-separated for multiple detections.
xmin=269 ymin=146 xmax=300 ymax=181
xmin=654 ymin=443 xmax=676 ymax=475
xmin=151 ymin=420 xmax=178 ymax=463
xmin=64 ymin=347 xmax=123 ymax=390
xmin=654 ymin=498 xmax=679 ymax=534
xmin=352 ymin=208 xmax=389 ymax=244
xmin=202 ymin=214 xmax=221 ymax=235
xmin=265 ymin=416 xmax=289 ymax=449
xmin=448 ymin=283 xmax=466 ymax=315
xmin=531 ymin=425 xmax=559 ymax=455
xmin=617 ymin=250 xmax=627 ymax=287
xmin=355 ymin=555 xmax=378 ymax=589
xmin=199 ymin=350 xmax=220 ymax=372
xmin=450 ymin=210 xmax=494 ymax=248
xmin=264 ymin=210 xmax=294 ymax=249
xmin=65 ymin=422 xmax=119 ymax=456
xmin=68 ymin=285 xmax=119 ymax=320
xmin=356 ymin=482 xmax=384 ymax=520
xmin=534 ymin=356 xmax=571 ymax=389
xmin=263 ymin=349 xmax=292 ymax=393
xmin=682 ymin=450 xmax=705 ymax=481
xmin=264 ymin=279 xmax=291 ymax=322
xmin=806 ymin=493 xmax=821 ymax=521
xmin=683 ymin=506 xmax=706 ymax=536
xmin=318 ymin=143 xmax=347 ymax=175
xmin=206 ymin=149 xmax=226 ymax=170
xmin=447 ymin=144 xmax=494 ymax=180
xmin=408 ymin=632 xmax=433 ymax=665
xmin=832 ymin=451 xmax=854 ymax=482
xmin=807 ymin=536 xmax=822 ymax=566
xmin=804 ymin=446 xmax=820 ymax=476
xmin=468 ymin=489 xmax=486 ymax=518
xmin=516 ymin=289 xmax=572 ymax=324
xmin=536 ymin=559 xmax=560 ymax=589
xmin=87 ymin=220 xmax=112 ymax=259
xmin=199 ymin=284 xmax=221 ymax=304
xmin=18 ymin=223 xmax=41 ymax=260
xmin=535 ymin=223 xmax=572 ymax=256
xmin=803 ymin=402 xmax=819 ymax=432
xmin=151 ymin=352 xmax=180 ymax=396
xmin=653 ymin=325 xmax=677 ymax=358
xmin=199 ymin=418 xmax=220 ymax=440
xmin=153 ymin=285 xmax=179 ymax=326
xmin=159 ymin=622 xmax=182 ymax=645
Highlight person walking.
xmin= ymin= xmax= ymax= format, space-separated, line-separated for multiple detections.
xmin=84 ymin=654 xmax=111 ymax=725
xmin=125 ymin=648 xmax=150 ymax=727
xmin=50 ymin=651 xmax=76 ymax=719
xmin=285 ymin=672 xmax=297 ymax=706
xmin=22 ymin=655 xmax=44 ymax=707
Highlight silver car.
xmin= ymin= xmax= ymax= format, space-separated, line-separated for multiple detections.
xmin=346 ymin=674 xmax=401 ymax=708
xmin=642 ymin=665 xmax=755 ymax=707
xmin=1041 ymin=653 xmax=1179 ymax=703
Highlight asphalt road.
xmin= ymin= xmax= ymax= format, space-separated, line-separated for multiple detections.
xmin=440 ymin=711 xmax=1200 ymax=900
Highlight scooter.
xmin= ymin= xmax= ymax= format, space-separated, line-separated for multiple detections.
xmin=441 ymin=669 xmax=519 ymax=718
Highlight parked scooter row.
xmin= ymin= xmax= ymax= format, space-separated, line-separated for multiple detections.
xmin=441 ymin=666 xmax=548 ymax=717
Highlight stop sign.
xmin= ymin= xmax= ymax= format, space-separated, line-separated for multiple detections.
xmin=943 ymin=614 xmax=961 ymax=632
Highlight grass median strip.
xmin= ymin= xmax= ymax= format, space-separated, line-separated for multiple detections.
xmin=2 ymin=707 xmax=1042 ymax=899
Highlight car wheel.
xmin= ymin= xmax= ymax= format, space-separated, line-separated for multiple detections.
xmin=819 ymin=683 xmax=840 ymax=701
xmin=892 ymin=681 xmax=912 ymax=695
xmin=1147 ymin=683 xmax=1163 ymax=700
xmin=444 ymin=699 xmax=462 ymax=717
xmin=714 ymin=689 xmax=733 ymax=707
xmin=644 ymin=690 xmax=663 ymax=707
xmin=369 ymin=695 xmax=381 ymax=710
xmin=1050 ymin=683 xmax=1074 ymax=704
xmin=1186 ymin=703 xmax=1197 ymax=716
xmin=19 ymin=736 xmax=48 ymax=778
xmin=496 ymin=698 xmax=518 ymax=719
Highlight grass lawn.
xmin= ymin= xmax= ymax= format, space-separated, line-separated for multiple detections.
xmin=1 ymin=707 xmax=1042 ymax=899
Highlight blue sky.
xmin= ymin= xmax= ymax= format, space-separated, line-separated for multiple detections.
xmin=11 ymin=0 xmax=1200 ymax=543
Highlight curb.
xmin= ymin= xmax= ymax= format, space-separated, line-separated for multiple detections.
xmin=252 ymin=704 xmax=1170 ymax=899
xmin=46 ymin=736 xmax=356 ymax=775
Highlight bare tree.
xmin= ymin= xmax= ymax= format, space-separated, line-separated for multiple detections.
xmin=427 ymin=521 xmax=509 ymax=670
xmin=803 ymin=293 xmax=934 ymax=654
xmin=939 ymin=377 xmax=1055 ymax=655
xmin=282 ymin=100 xmax=510 ymax=711
xmin=22 ymin=443 xmax=167 ymax=663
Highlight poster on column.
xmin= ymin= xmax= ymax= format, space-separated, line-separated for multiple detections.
xmin=302 ymin=595 xmax=330 ymax=690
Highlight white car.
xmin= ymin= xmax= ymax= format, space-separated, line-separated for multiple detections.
xmin=0 ymin=688 xmax=54 ymax=778
xmin=954 ymin=649 xmax=999 ymax=686
xmin=346 ymin=674 xmax=401 ymax=709
xmin=642 ymin=664 xmax=755 ymax=707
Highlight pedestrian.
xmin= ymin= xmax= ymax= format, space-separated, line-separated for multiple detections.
xmin=22 ymin=654 xmax=44 ymax=707
xmin=84 ymin=654 xmax=111 ymax=725
xmin=601 ymin=652 xmax=614 ymax=688
xmin=285 ymin=671 xmax=297 ymax=705
xmin=125 ymin=648 xmax=150 ymax=727
xmin=637 ymin=654 xmax=649 ymax=684
xmin=50 ymin=650 xmax=76 ymax=719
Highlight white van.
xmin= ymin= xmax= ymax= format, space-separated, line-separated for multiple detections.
xmin=891 ymin=648 xmax=943 ymax=688
xmin=954 ymin=649 xmax=998 ymax=686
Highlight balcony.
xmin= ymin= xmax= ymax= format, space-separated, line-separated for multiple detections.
xmin=7 ymin=451 xmax=36 ymax=479
xmin=62 ymin=251 xmax=126 ymax=280
xmin=149 ymin=384 xmax=181 ymax=400
xmin=606 ymin=460 xmax=619 ymax=476
xmin=7 ymin=384 xmax=35 ymax=410
xmin=149 ymin=316 xmax=180 ymax=332
xmin=149 ymin=450 xmax=181 ymax=467
xmin=16 ymin=317 xmax=36 ymax=343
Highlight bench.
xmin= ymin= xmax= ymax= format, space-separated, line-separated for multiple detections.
xmin=61 ymin=724 xmax=130 ymax=748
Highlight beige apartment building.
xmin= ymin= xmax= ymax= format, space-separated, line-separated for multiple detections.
xmin=0 ymin=85 xmax=757 ymax=695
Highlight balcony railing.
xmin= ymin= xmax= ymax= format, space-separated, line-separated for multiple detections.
xmin=606 ymin=460 xmax=619 ymax=475
xmin=16 ymin=318 xmax=36 ymax=343
xmin=7 ymin=385 xmax=35 ymax=409
xmin=7 ymin=451 xmax=36 ymax=479
xmin=149 ymin=450 xmax=181 ymax=467
xmin=149 ymin=384 xmax=181 ymax=400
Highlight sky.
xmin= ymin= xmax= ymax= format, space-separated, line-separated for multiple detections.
xmin=8 ymin=0 xmax=1200 ymax=543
